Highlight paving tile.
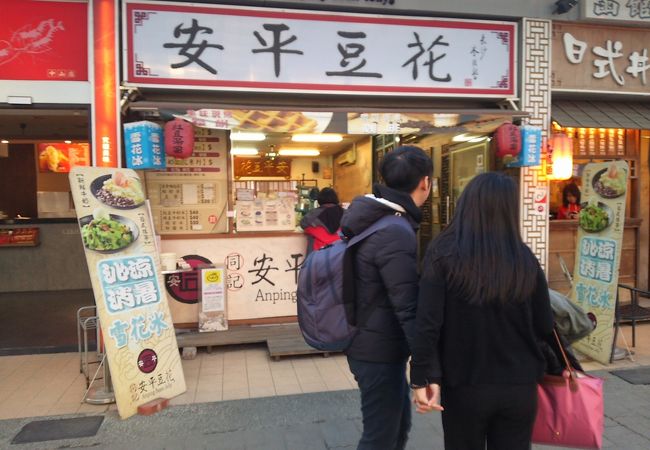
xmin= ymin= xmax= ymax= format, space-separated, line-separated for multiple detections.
xmin=222 ymin=389 xmax=249 ymax=401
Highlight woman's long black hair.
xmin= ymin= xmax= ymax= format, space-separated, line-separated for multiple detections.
xmin=424 ymin=172 xmax=539 ymax=304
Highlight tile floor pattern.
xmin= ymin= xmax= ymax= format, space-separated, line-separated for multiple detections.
xmin=0 ymin=345 xmax=357 ymax=421
xmin=3 ymin=323 xmax=650 ymax=421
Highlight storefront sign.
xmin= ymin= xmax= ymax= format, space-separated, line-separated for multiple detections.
xmin=570 ymin=161 xmax=628 ymax=364
xmin=234 ymin=157 xmax=292 ymax=179
xmin=124 ymin=121 xmax=166 ymax=170
xmin=183 ymin=108 xmax=512 ymax=136
xmin=38 ymin=143 xmax=90 ymax=173
xmin=552 ymin=22 xmax=650 ymax=94
xmin=93 ymin=0 xmax=120 ymax=167
xmin=162 ymin=236 xmax=307 ymax=321
xmin=1 ymin=1 xmax=88 ymax=81
xmin=69 ymin=167 xmax=186 ymax=419
xmin=124 ymin=2 xmax=515 ymax=96
xmin=582 ymin=0 xmax=650 ymax=24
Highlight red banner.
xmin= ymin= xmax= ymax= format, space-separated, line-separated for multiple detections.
xmin=1 ymin=1 xmax=88 ymax=81
xmin=38 ymin=143 xmax=90 ymax=173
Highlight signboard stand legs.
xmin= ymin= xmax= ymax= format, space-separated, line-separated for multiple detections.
xmin=84 ymin=355 xmax=115 ymax=405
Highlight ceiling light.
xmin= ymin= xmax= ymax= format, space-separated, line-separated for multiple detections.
xmin=291 ymin=134 xmax=342 ymax=143
xmin=230 ymin=147 xmax=259 ymax=155
xmin=230 ymin=132 xmax=266 ymax=141
xmin=1 ymin=140 xmax=8 ymax=144
xmin=278 ymin=148 xmax=320 ymax=156
xmin=64 ymin=140 xmax=72 ymax=144
xmin=452 ymin=134 xmax=478 ymax=142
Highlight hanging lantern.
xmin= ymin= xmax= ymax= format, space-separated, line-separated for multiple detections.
xmin=549 ymin=133 xmax=573 ymax=180
xmin=164 ymin=118 xmax=194 ymax=159
xmin=493 ymin=122 xmax=521 ymax=159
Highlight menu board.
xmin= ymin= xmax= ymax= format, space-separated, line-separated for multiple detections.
xmin=69 ymin=167 xmax=186 ymax=419
xmin=236 ymin=198 xmax=296 ymax=232
xmin=145 ymin=128 xmax=228 ymax=235
xmin=570 ymin=161 xmax=629 ymax=364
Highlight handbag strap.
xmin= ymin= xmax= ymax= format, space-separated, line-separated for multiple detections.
xmin=552 ymin=328 xmax=579 ymax=385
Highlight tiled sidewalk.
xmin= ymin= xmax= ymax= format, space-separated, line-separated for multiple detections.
xmin=2 ymin=322 xmax=650 ymax=422
xmin=0 ymin=345 xmax=356 ymax=421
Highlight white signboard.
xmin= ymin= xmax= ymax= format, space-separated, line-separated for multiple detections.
xmin=582 ymin=0 xmax=650 ymax=23
xmin=162 ymin=235 xmax=307 ymax=321
xmin=124 ymin=1 xmax=515 ymax=96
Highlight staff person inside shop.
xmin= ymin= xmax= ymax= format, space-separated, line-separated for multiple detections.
xmin=555 ymin=181 xmax=581 ymax=220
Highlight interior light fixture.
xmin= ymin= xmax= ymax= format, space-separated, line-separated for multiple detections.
xmin=230 ymin=132 xmax=266 ymax=141
xmin=291 ymin=134 xmax=343 ymax=143
xmin=64 ymin=140 xmax=72 ymax=144
xmin=1 ymin=140 xmax=8 ymax=144
xmin=452 ymin=134 xmax=480 ymax=142
xmin=278 ymin=148 xmax=320 ymax=156
xmin=468 ymin=136 xmax=488 ymax=143
xmin=230 ymin=147 xmax=259 ymax=156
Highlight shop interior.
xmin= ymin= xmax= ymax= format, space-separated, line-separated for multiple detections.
xmin=546 ymin=122 xmax=648 ymax=294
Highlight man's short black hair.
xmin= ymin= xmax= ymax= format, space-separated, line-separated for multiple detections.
xmin=379 ymin=145 xmax=433 ymax=193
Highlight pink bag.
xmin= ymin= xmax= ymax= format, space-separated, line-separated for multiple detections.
xmin=532 ymin=330 xmax=604 ymax=449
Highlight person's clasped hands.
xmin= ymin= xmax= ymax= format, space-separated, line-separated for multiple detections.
xmin=412 ymin=383 xmax=444 ymax=414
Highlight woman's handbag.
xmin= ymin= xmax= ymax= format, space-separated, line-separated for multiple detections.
xmin=532 ymin=329 xmax=604 ymax=449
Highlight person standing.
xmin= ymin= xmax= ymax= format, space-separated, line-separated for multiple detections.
xmin=300 ymin=187 xmax=344 ymax=254
xmin=410 ymin=172 xmax=554 ymax=450
xmin=340 ymin=145 xmax=433 ymax=450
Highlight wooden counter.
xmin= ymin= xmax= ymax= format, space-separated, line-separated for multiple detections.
xmin=548 ymin=219 xmax=641 ymax=293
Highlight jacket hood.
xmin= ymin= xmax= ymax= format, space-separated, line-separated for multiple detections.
xmin=341 ymin=184 xmax=421 ymax=238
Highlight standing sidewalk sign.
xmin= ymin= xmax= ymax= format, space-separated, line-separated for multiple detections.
xmin=198 ymin=266 xmax=228 ymax=332
xmin=70 ymin=167 xmax=186 ymax=419
xmin=570 ymin=161 xmax=629 ymax=364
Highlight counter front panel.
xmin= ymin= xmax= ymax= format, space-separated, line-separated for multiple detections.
xmin=161 ymin=234 xmax=307 ymax=322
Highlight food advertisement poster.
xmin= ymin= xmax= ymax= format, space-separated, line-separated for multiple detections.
xmin=38 ymin=143 xmax=90 ymax=173
xmin=69 ymin=167 xmax=186 ymax=419
xmin=162 ymin=236 xmax=307 ymax=322
xmin=198 ymin=266 xmax=228 ymax=332
xmin=570 ymin=161 xmax=628 ymax=364
xmin=145 ymin=128 xmax=228 ymax=235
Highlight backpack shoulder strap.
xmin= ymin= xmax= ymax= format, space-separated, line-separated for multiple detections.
xmin=347 ymin=213 xmax=413 ymax=247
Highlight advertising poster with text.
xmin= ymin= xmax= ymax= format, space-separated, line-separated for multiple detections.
xmin=570 ymin=161 xmax=628 ymax=364
xmin=69 ymin=167 xmax=185 ymax=419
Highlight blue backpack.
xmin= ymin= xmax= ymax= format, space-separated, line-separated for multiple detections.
xmin=297 ymin=214 xmax=412 ymax=351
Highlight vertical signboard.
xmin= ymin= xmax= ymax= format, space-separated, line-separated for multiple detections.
xmin=70 ymin=167 xmax=186 ymax=419
xmin=92 ymin=0 xmax=120 ymax=167
xmin=570 ymin=161 xmax=628 ymax=364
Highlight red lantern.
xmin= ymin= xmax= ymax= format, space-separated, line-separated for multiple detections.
xmin=493 ymin=123 xmax=521 ymax=159
xmin=164 ymin=118 xmax=194 ymax=159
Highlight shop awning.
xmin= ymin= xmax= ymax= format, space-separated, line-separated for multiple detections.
xmin=552 ymin=100 xmax=650 ymax=129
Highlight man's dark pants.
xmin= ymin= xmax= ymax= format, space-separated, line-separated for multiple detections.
xmin=347 ymin=357 xmax=411 ymax=450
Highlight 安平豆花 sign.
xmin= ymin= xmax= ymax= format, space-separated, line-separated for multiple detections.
xmin=124 ymin=1 xmax=515 ymax=97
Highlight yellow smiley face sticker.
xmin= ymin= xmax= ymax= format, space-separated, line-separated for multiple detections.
xmin=206 ymin=271 xmax=222 ymax=283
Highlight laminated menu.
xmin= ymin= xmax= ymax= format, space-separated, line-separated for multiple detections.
xmin=236 ymin=198 xmax=296 ymax=232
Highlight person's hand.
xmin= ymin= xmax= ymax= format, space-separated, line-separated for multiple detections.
xmin=412 ymin=383 xmax=443 ymax=414
xmin=569 ymin=211 xmax=579 ymax=219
